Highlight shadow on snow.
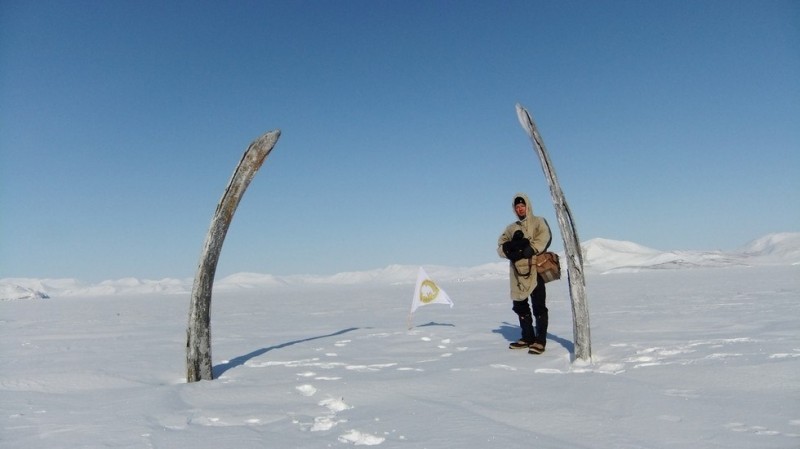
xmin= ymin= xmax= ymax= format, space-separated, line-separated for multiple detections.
xmin=417 ymin=321 xmax=455 ymax=328
xmin=213 ymin=323 xmax=575 ymax=378
xmin=213 ymin=327 xmax=361 ymax=378
xmin=493 ymin=322 xmax=574 ymax=354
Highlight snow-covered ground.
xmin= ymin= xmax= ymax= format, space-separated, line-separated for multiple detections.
xmin=1 ymin=233 xmax=798 ymax=448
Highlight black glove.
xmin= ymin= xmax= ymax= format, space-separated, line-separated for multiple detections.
xmin=502 ymin=231 xmax=534 ymax=261
xmin=521 ymin=244 xmax=535 ymax=259
xmin=501 ymin=241 xmax=520 ymax=261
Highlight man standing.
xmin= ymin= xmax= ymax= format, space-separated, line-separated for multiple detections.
xmin=497 ymin=193 xmax=552 ymax=354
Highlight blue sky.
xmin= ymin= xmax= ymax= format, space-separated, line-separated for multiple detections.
xmin=2 ymin=1 xmax=798 ymax=282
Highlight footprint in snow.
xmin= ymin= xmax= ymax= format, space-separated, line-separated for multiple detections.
xmin=769 ymin=352 xmax=800 ymax=359
xmin=658 ymin=415 xmax=683 ymax=422
xmin=663 ymin=389 xmax=699 ymax=399
xmin=490 ymin=364 xmax=517 ymax=371
xmin=319 ymin=397 xmax=351 ymax=413
xmin=339 ymin=429 xmax=386 ymax=445
xmin=346 ymin=363 xmax=398 ymax=373
xmin=724 ymin=422 xmax=783 ymax=436
xmin=311 ymin=415 xmax=346 ymax=432
xmin=296 ymin=384 xmax=317 ymax=397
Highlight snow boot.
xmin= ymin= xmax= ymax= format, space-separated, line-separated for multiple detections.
xmin=509 ymin=340 xmax=532 ymax=350
xmin=528 ymin=342 xmax=546 ymax=355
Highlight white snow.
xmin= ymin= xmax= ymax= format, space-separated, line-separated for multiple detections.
xmin=1 ymin=233 xmax=798 ymax=448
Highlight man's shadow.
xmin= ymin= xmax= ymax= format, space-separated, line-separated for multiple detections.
xmin=492 ymin=322 xmax=574 ymax=354
xmin=213 ymin=327 xmax=361 ymax=378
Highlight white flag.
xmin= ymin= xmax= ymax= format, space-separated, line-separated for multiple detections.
xmin=410 ymin=267 xmax=454 ymax=314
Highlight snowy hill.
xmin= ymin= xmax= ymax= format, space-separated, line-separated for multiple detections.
xmin=2 ymin=232 xmax=798 ymax=300
xmin=583 ymin=232 xmax=800 ymax=273
xmin=0 ymin=284 xmax=50 ymax=301
xmin=736 ymin=232 xmax=800 ymax=261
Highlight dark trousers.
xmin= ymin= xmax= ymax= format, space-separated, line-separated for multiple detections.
xmin=512 ymin=274 xmax=548 ymax=345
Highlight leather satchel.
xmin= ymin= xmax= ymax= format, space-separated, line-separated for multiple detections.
xmin=535 ymin=252 xmax=561 ymax=283
xmin=513 ymin=251 xmax=561 ymax=283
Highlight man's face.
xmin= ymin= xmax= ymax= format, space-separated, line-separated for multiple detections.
xmin=515 ymin=203 xmax=527 ymax=218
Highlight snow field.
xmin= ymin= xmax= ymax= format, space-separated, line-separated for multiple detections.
xmin=2 ymin=265 xmax=798 ymax=448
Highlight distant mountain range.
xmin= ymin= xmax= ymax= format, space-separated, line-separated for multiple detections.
xmin=2 ymin=233 xmax=798 ymax=300
xmin=582 ymin=232 xmax=800 ymax=273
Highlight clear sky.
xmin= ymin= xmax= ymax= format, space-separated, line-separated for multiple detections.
xmin=2 ymin=1 xmax=798 ymax=282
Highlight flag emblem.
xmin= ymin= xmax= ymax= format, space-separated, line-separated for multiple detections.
xmin=419 ymin=279 xmax=440 ymax=304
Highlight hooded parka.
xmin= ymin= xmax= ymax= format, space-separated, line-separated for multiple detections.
xmin=497 ymin=192 xmax=552 ymax=300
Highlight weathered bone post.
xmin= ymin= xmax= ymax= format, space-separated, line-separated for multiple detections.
xmin=186 ymin=130 xmax=281 ymax=382
xmin=515 ymin=104 xmax=592 ymax=362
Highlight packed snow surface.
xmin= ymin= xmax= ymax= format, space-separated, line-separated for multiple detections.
xmin=1 ymin=234 xmax=798 ymax=448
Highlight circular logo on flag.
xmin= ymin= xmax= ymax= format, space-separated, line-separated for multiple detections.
xmin=419 ymin=279 xmax=440 ymax=304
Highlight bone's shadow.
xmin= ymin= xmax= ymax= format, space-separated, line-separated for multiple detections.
xmin=213 ymin=327 xmax=360 ymax=378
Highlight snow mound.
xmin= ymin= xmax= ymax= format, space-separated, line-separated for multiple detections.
xmin=0 ymin=283 xmax=49 ymax=301
xmin=217 ymin=272 xmax=288 ymax=289
xmin=582 ymin=232 xmax=800 ymax=273
xmin=0 ymin=277 xmax=190 ymax=300
xmin=582 ymin=238 xmax=661 ymax=270
xmin=93 ymin=277 xmax=189 ymax=295
xmin=301 ymin=264 xmax=419 ymax=285
xmin=736 ymin=232 xmax=800 ymax=263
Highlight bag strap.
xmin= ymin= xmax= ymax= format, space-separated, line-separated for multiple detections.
xmin=513 ymin=257 xmax=534 ymax=278
xmin=535 ymin=252 xmax=549 ymax=269
xmin=542 ymin=218 xmax=552 ymax=252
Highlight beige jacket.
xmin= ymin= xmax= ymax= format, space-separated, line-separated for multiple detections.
xmin=497 ymin=192 xmax=552 ymax=300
